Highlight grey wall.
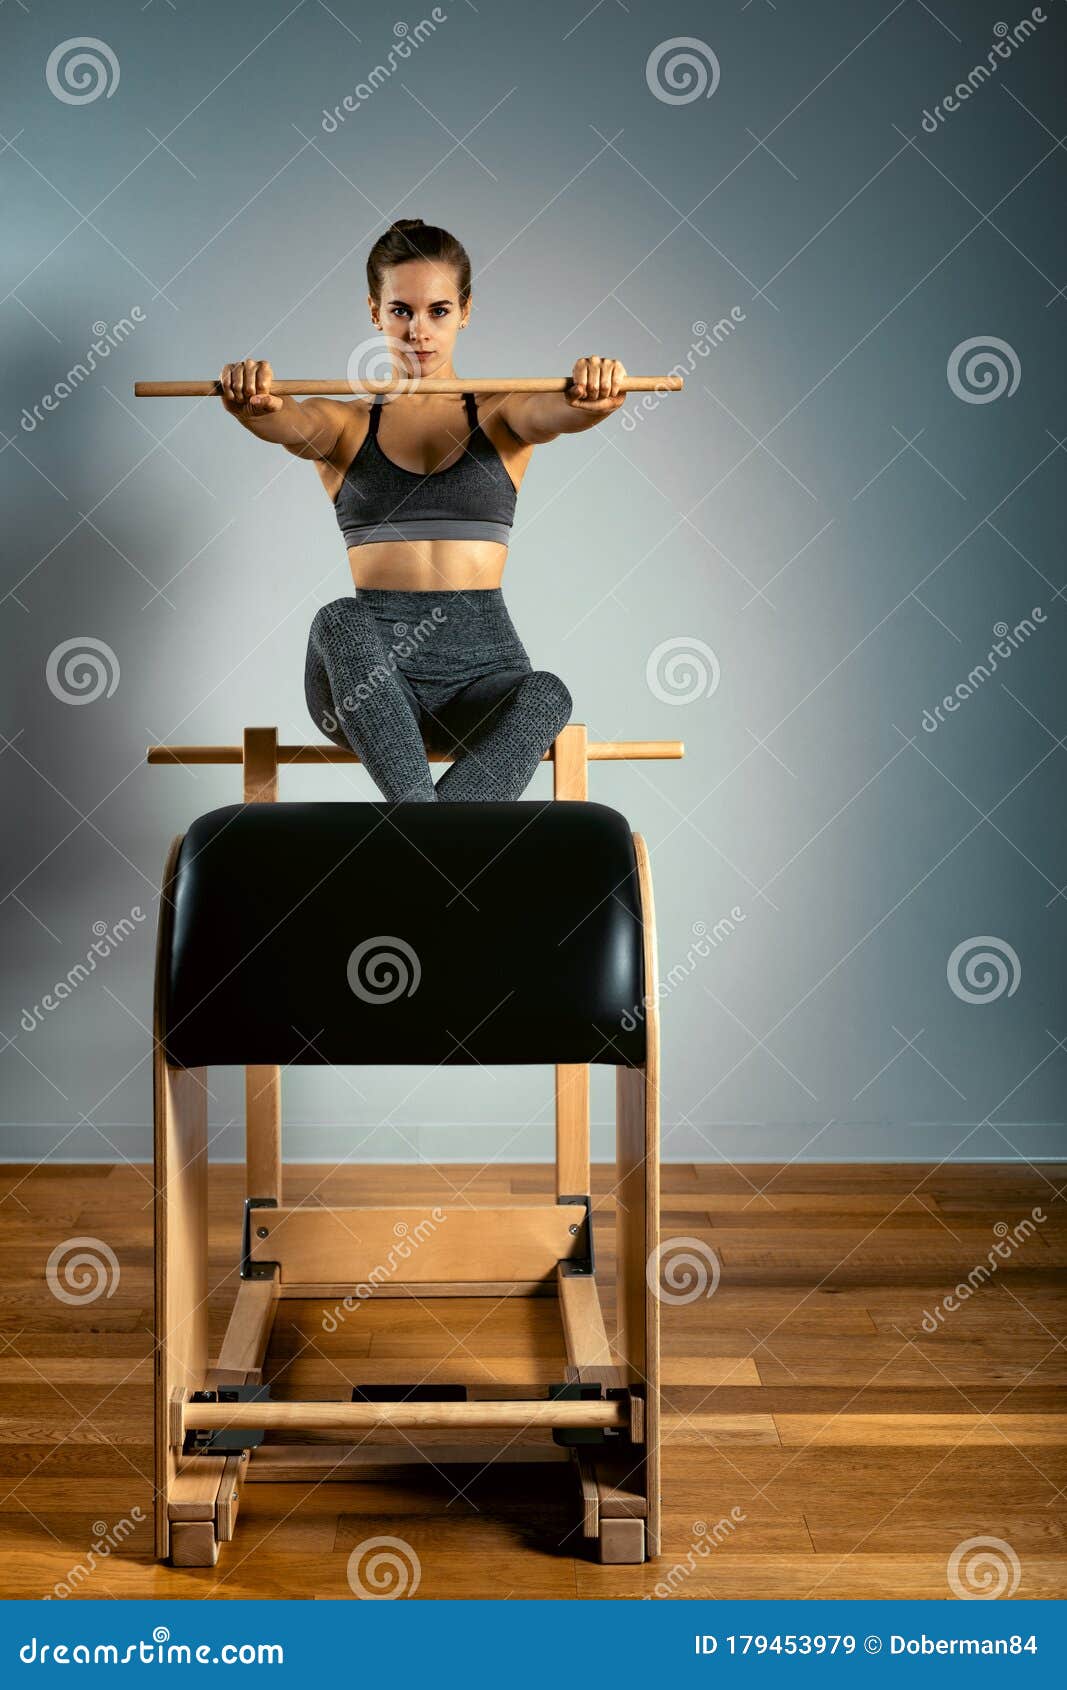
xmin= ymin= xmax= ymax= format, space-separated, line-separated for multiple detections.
xmin=2 ymin=0 xmax=1064 ymax=1165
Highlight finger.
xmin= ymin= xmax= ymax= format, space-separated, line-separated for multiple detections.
xmin=591 ymin=355 xmax=606 ymax=401
xmin=608 ymin=359 xmax=621 ymax=398
xmin=573 ymin=357 xmax=588 ymax=398
xmin=219 ymin=365 xmax=232 ymax=401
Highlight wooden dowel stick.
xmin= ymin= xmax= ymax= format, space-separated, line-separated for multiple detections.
xmin=182 ymin=1398 xmax=627 ymax=1433
xmin=134 ymin=376 xmax=683 ymax=398
xmin=146 ymin=740 xmax=684 ymax=766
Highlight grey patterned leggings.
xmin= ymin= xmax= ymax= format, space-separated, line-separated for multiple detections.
xmin=303 ymin=588 xmax=573 ymax=802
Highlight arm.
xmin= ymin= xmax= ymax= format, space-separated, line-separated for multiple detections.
xmin=500 ymin=356 xmax=628 ymax=445
xmin=218 ymin=358 xmax=344 ymax=460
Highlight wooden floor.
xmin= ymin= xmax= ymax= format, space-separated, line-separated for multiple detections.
xmin=0 ymin=1161 xmax=1064 ymax=1599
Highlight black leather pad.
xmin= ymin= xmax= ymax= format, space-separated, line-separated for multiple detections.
xmin=163 ymin=801 xmax=646 ymax=1068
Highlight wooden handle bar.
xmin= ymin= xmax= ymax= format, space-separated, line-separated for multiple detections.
xmin=182 ymin=1397 xmax=627 ymax=1434
xmin=147 ymin=739 xmax=683 ymax=766
xmin=134 ymin=375 xmax=683 ymax=398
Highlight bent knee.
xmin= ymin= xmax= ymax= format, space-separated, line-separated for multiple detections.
xmin=524 ymin=669 xmax=573 ymax=727
xmin=311 ymin=596 xmax=362 ymax=640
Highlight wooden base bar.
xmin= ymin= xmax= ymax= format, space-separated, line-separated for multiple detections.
xmin=179 ymin=1396 xmax=628 ymax=1437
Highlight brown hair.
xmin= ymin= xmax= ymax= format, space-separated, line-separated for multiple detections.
xmin=366 ymin=218 xmax=472 ymax=309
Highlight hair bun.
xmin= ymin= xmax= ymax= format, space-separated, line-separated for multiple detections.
xmin=389 ymin=217 xmax=425 ymax=232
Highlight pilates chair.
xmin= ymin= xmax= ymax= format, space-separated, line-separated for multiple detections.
xmin=148 ymin=724 xmax=681 ymax=1568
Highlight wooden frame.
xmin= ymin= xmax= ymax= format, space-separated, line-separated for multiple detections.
xmin=151 ymin=724 xmax=670 ymax=1567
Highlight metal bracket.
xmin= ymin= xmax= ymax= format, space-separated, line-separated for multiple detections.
xmin=183 ymin=1385 xmax=272 ymax=1456
xmin=557 ymin=1194 xmax=594 ymax=1277
xmin=548 ymin=1381 xmax=629 ymax=1446
xmin=241 ymin=1196 xmax=279 ymax=1280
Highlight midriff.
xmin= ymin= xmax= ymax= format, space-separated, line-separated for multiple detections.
xmin=346 ymin=537 xmax=508 ymax=592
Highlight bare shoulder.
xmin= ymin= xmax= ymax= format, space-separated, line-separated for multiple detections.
xmin=307 ymin=399 xmax=372 ymax=501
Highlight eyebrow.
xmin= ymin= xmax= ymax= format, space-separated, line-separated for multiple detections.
xmin=386 ymin=298 xmax=454 ymax=307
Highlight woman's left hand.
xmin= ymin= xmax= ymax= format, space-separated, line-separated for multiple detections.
xmin=566 ymin=355 xmax=627 ymax=412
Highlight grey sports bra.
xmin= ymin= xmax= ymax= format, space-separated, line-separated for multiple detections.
xmin=333 ymin=391 xmax=517 ymax=548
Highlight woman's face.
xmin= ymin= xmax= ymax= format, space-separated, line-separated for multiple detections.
xmin=370 ymin=259 xmax=467 ymax=377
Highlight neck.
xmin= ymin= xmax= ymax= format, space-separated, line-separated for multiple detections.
xmin=396 ymin=362 xmax=458 ymax=384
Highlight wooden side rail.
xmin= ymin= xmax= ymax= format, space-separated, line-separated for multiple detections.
xmin=146 ymin=738 xmax=683 ymax=767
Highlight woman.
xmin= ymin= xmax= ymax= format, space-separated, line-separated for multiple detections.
xmin=219 ymin=218 xmax=627 ymax=802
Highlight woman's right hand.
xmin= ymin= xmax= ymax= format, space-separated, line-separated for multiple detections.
xmin=218 ymin=358 xmax=284 ymax=416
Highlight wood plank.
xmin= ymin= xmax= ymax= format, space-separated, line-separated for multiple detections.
xmin=776 ymin=1413 xmax=1067 ymax=1447
xmin=250 ymin=1204 xmax=580 ymax=1283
